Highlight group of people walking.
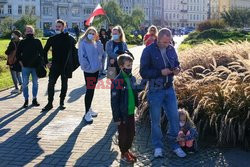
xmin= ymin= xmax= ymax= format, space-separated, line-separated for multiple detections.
xmin=5 ymin=20 xmax=198 ymax=164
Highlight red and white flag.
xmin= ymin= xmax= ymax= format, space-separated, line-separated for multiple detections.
xmin=85 ymin=4 xmax=106 ymax=26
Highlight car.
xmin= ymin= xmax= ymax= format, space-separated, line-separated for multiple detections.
xmin=43 ymin=29 xmax=56 ymax=37
xmin=243 ymin=27 xmax=250 ymax=32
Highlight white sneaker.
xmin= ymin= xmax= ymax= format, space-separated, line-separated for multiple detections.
xmin=89 ymin=108 xmax=98 ymax=117
xmin=11 ymin=89 xmax=19 ymax=94
xmin=173 ymin=148 xmax=187 ymax=158
xmin=84 ymin=111 xmax=93 ymax=123
xmin=154 ymin=148 xmax=163 ymax=158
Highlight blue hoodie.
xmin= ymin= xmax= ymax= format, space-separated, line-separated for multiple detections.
xmin=78 ymin=39 xmax=104 ymax=73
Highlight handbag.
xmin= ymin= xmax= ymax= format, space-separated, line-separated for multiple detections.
xmin=107 ymin=65 xmax=117 ymax=79
xmin=7 ymin=42 xmax=17 ymax=65
xmin=36 ymin=64 xmax=47 ymax=78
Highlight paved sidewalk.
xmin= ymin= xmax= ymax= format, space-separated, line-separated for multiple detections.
xmin=0 ymin=40 xmax=250 ymax=167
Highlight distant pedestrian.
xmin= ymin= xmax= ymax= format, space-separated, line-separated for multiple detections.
xmin=78 ymin=26 xmax=104 ymax=123
xmin=111 ymin=54 xmax=138 ymax=164
xmin=106 ymin=24 xmax=113 ymax=40
xmin=5 ymin=30 xmax=23 ymax=94
xmin=99 ymin=28 xmax=109 ymax=75
xmin=74 ymin=25 xmax=80 ymax=41
xmin=16 ymin=25 xmax=44 ymax=108
xmin=143 ymin=25 xmax=158 ymax=47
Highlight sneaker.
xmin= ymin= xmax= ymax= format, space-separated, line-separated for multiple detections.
xmin=11 ymin=89 xmax=19 ymax=94
xmin=128 ymin=151 xmax=137 ymax=162
xmin=84 ymin=111 xmax=93 ymax=123
xmin=22 ymin=100 xmax=28 ymax=108
xmin=42 ymin=103 xmax=53 ymax=112
xmin=32 ymin=98 xmax=40 ymax=107
xmin=154 ymin=148 xmax=163 ymax=158
xmin=121 ymin=152 xmax=135 ymax=164
xmin=89 ymin=108 xmax=98 ymax=117
xmin=173 ymin=148 xmax=187 ymax=158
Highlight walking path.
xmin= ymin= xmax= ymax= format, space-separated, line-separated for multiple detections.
xmin=0 ymin=36 xmax=249 ymax=167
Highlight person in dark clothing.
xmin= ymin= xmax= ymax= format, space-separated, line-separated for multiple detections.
xmin=16 ymin=25 xmax=44 ymax=108
xmin=42 ymin=19 xmax=79 ymax=111
xmin=111 ymin=54 xmax=138 ymax=164
xmin=5 ymin=30 xmax=23 ymax=93
xmin=99 ymin=28 xmax=109 ymax=75
xmin=106 ymin=24 xmax=113 ymax=40
xmin=74 ymin=25 xmax=80 ymax=41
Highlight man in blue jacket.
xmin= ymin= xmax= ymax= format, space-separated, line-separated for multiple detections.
xmin=140 ymin=28 xmax=186 ymax=158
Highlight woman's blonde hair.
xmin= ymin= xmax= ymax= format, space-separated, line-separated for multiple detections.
xmin=112 ymin=25 xmax=126 ymax=42
xmin=77 ymin=26 xmax=98 ymax=47
xmin=178 ymin=108 xmax=195 ymax=128
xmin=147 ymin=25 xmax=158 ymax=35
xmin=26 ymin=25 xmax=35 ymax=33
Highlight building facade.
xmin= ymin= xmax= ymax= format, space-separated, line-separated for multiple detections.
xmin=0 ymin=0 xmax=41 ymax=28
xmin=164 ymin=0 xmax=209 ymax=28
xmin=209 ymin=0 xmax=250 ymax=20
xmin=41 ymin=0 xmax=109 ymax=30
xmin=118 ymin=0 xmax=164 ymax=26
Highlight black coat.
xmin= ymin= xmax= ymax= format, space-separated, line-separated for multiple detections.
xmin=111 ymin=72 xmax=139 ymax=123
xmin=5 ymin=40 xmax=22 ymax=72
xmin=44 ymin=32 xmax=79 ymax=78
xmin=16 ymin=36 xmax=44 ymax=68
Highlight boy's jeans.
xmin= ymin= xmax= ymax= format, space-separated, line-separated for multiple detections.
xmin=22 ymin=67 xmax=38 ymax=100
xmin=148 ymin=86 xmax=180 ymax=150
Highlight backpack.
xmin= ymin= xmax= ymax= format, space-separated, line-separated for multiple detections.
xmin=7 ymin=42 xmax=17 ymax=65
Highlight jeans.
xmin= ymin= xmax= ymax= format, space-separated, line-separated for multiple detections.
xmin=22 ymin=67 xmax=38 ymax=100
xmin=147 ymin=86 xmax=180 ymax=150
xmin=47 ymin=67 xmax=68 ymax=104
xmin=10 ymin=68 xmax=22 ymax=89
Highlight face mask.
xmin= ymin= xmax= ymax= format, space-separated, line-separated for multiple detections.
xmin=11 ymin=35 xmax=15 ymax=40
xmin=26 ymin=34 xmax=34 ymax=38
xmin=180 ymin=122 xmax=185 ymax=127
xmin=123 ymin=68 xmax=132 ymax=75
xmin=87 ymin=34 xmax=94 ymax=41
xmin=112 ymin=34 xmax=120 ymax=41
xmin=55 ymin=30 xmax=62 ymax=34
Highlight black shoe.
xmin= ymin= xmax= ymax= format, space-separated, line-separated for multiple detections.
xmin=22 ymin=100 xmax=28 ymax=108
xmin=59 ymin=105 xmax=66 ymax=110
xmin=32 ymin=98 xmax=40 ymax=106
xmin=42 ymin=103 xmax=53 ymax=111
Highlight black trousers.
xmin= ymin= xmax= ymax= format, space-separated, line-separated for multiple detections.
xmin=48 ymin=68 xmax=68 ymax=104
xmin=118 ymin=115 xmax=135 ymax=154
xmin=84 ymin=71 xmax=99 ymax=113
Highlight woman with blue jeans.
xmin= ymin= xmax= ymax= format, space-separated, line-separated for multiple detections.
xmin=140 ymin=28 xmax=187 ymax=158
xmin=16 ymin=25 xmax=45 ymax=108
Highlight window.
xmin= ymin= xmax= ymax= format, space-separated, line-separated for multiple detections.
xmin=72 ymin=7 xmax=80 ymax=17
xmin=59 ymin=7 xmax=68 ymax=16
xmin=31 ymin=6 xmax=36 ymax=15
xmin=43 ymin=7 xmax=52 ymax=16
xmin=8 ymin=5 xmax=12 ymax=14
xmin=25 ymin=6 xmax=29 ymax=15
xmin=0 ymin=5 xmax=3 ymax=14
xmin=18 ymin=5 xmax=22 ymax=15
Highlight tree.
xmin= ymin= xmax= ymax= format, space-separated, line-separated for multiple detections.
xmin=13 ymin=15 xmax=41 ymax=36
xmin=0 ymin=17 xmax=14 ymax=38
xmin=221 ymin=8 xmax=250 ymax=28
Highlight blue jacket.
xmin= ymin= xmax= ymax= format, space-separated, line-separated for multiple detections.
xmin=111 ymin=72 xmax=138 ymax=123
xmin=140 ymin=42 xmax=180 ymax=90
xmin=78 ymin=39 xmax=104 ymax=73
xmin=105 ymin=40 xmax=128 ymax=59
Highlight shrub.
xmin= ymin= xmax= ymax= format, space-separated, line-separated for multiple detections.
xmin=136 ymin=41 xmax=250 ymax=148
xmin=197 ymin=19 xmax=226 ymax=32
xmin=126 ymin=34 xmax=142 ymax=45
